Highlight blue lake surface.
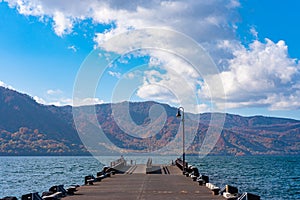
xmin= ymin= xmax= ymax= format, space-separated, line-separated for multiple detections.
xmin=0 ymin=156 xmax=299 ymax=200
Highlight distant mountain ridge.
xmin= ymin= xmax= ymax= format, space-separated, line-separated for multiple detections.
xmin=0 ymin=86 xmax=299 ymax=156
xmin=0 ymin=87 xmax=85 ymax=155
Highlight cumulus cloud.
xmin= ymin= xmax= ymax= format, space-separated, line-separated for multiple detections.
xmin=4 ymin=0 xmax=300 ymax=111
xmin=202 ymin=39 xmax=300 ymax=110
xmin=92 ymin=0 xmax=240 ymax=54
xmin=135 ymin=51 xmax=202 ymax=112
xmin=52 ymin=11 xmax=73 ymax=36
xmin=4 ymin=0 xmax=239 ymax=43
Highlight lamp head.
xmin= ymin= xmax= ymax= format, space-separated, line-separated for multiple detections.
xmin=176 ymin=109 xmax=182 ymax=118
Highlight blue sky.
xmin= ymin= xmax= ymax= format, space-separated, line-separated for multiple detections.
xmin=1 ymin=0 xmax=300 ymax=119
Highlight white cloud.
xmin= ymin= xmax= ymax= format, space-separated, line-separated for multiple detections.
xmin=68 ymin=45 xmax=77 ymax=52
xmin=135 ymin=51 xmax=204 ymax=112
xmin=92 ymin=0 xmax=240 ymax=54
xmin=5 ymin=0 xmax=239 ymax=42
xmin=45 ymin=90 xmax=103 ymax=106
xmin=48 ymin=98 xmax=72 ymax=107
xmin=202 ymin=39 xmax=300 ymax=110
xmin=266 ymin=92 xmax=300 ymax=110
xmin=3 ymin=1 xmax=238 ymax=112
xmin=33 ymin=89 xmax=69 ymax=106
xmin=0 ymin=80 xmax=15 ymax=90
xmin=52 ymin=11 xmax=73 ymax=36
xmin=195 ymin=103 xmax=211 ymax=113
xmin=108 ymin=71 xmax=121 ymax=78
xmin=33 ymin=96 xmax=46 ymax=104
xmin=47 ymin=89 xmax=63 ymax=95
xmin=250 ymin=27 xmax=258 ymax=39
xmin=125 ymin=72 xmax=136 ymax=79
xmin=73 ymin=98 xmax=104 ymax=107
xmin=4 ymin=0 xmax=300 ymax=111
xmin=35 ymin=95 xmax=104 ymax=107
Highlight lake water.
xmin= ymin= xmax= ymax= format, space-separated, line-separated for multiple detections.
xmin=0 ymin=156 xmax=299 ymax=200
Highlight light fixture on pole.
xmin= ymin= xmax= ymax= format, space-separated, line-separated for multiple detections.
xmin=176 ymin=106 xmax=185 ymax=173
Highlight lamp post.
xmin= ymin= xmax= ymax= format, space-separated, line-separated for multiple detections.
xmin=176 ymin=107 xmax=185 ymax=173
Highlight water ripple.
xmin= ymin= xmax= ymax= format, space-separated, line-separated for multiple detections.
xmin=0 ymin=156 xmax=299 ymax=200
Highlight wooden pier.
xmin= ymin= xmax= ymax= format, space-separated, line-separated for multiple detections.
xmin=0 ymin=158 xmax=260 ymax=200
xmin=0 ymin=157 xmax=260 ymax=200
xmin=64 ymin=164 xmax=224 ymax=200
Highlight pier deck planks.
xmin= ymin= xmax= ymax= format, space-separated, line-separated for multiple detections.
xmin=64 ymin=166 xmax=223 ymax=200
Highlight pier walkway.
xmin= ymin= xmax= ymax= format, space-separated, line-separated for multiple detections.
xmin=64 ymin=165 xmax=224 ymax=200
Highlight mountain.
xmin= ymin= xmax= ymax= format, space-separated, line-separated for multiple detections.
xmin=0 ymin=86 xmax=299 ymax=156
xmin=0 ymin=87 xmax=85 ymax=155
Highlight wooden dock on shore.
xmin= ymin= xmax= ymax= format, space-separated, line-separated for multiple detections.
xmin=64 ymin=165 xmax=224 ymax=200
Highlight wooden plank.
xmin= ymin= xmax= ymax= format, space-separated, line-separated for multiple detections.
xmin=64 ymin=172 xmax=224 ymax=200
